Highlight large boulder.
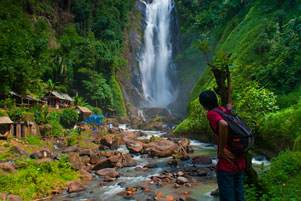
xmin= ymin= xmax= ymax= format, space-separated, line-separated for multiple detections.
xmin=67 ymin=180 xmax=87 ymax=193
xmin=143 ymin=139 xmax=178 ymax=157
xmin=30 ymin=149 xmax=53 ymax=159
xmin=139 ymin=120 xmax=163 ymax=130
xmin=68 ymin=152 xmax=83 ymax=170
xmin=63 ymin=145 xmax=78 ymax=153
xmin=125 ymin=140 xmax=144 ymax=154
xmin=100 ymin=135 xmax=120 ymax=150
xmin=95 ymin=168 xmax=119 ymax=178
xmin=121 ymin=153 xmax=137 ymax=167
xmin=143 ymin=107 xmax=170 ymax=119
xmin=93 ymin=156 xmax=113 ymax=170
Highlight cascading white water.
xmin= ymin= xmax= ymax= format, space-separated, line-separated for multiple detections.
xmin=139 ymin=0 xmax=178 ymax=108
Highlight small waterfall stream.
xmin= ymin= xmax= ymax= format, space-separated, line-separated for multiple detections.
xmin=139 ymin=0 xmax=178 ymax=108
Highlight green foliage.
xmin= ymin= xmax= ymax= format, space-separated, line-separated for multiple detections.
xmin=0 ymin=98 xmax=16 ymax=109
xmin=256 ymin=101 xmax=301 ymax=152
xmin=73 ymin=93 xmax=88 ymax=107
xmin=60 ymin=109 xmax=78 ymax=128
xmin=149 ymin=135 xmax=159 ymax=142
xmin=7 ymin=108 xmax=23 ymax=121
xmin=47 ymin=120 xmax=63 ymax=137
xmin=246 ymin=151 xmax=301 ymax=200
xmin=32 ymin=106 xmax=48 ymax=125
xmin=0 ymin=0 xmax=50 ymax=95
xmin=23 ymin=135 xmax=43 ymax=146
xmin=46 ymin=111 xmax=60 ymax=122
xmin=0 ymin=156 xmax=78 ymax=200
xmin=234 ymin=82 xmax=279 ymax=130
xmin=65 ymin=131 xmax=79 ymax=146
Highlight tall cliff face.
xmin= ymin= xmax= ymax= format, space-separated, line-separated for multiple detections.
xmin=118 ymin=0 xmax=181 ymax=116
xmin=118 ymin=1 xmax=145 ymax=116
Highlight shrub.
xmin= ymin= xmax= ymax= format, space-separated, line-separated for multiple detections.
xmin=256 ymin=101 xmax=301 ymax=152
xmin=0 ymin=98 xmax=16 ymax=109
xmin=0 ymin=156 xmax=79 ymax=200
xmin=46 ymin=111 xmax=60 ymax=122
xmin=8 ymin=108 xmax=23 ymax=121
xmin=60 ymin=109 xmax=79 ymax=128
xmin=32 ymin=106 xmax=48 ymax=125
xmin=46 ymin=120 xmax=63 ymax=137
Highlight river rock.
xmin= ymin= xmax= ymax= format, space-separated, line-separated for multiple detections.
xmin=125 ymin=140 xmax=144 ymax=153
xmin=93 ymin=156 xmax=113 ymax=170
xmin=63 ymin=145 xmax=78 ymax=153
xmin=100 ymin=135 xmax=120 ymax=149
xmin=68 ymin=152 xmax=83 ymax=170
xmin=80 ymin=155 xmax=91 ymax=164
xmin=177 ymin=177 xmax=189 ymax=184
xmin=95 ymin=168 xmax=119 ymax=178
xmin=143 ymin=139 xmax=178 ymax=157
xmin=0 ymin=163 xmax=17 ymax=174
xmin=68 ymin=180 xmax=87 ymax=193
xmin=30 ymin=149 xmax=53 ymax=159
xmin=0 ymin=193 xmax=22 ymax=201
xmin=79 ymin=148 xmax=92 ymax=156
xmin=90 ymin=152 xmax=101 ymax=164
xmin=79 ymin=169 xmax=93 ymax=181
xmin=143 ymin=164 xmax=158 ymax=169
xmin=192 ymin=156 xmax=212 ymax=164
xmin=121 ymin=153 xmax=137 ymax=167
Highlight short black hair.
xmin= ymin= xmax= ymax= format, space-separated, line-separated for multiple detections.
xmin=199 ymin=90 xmax=218 ymax=110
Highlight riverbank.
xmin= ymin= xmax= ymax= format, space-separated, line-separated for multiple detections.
xmin=0 ymin=123 xmax=219 ymax=201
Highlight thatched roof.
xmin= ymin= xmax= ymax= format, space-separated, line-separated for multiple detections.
xmin=61 ymin=93 xmax=73 ymax=102
xmin=51 ymin=91 xmax=66 ymax=100
xmin=0 ymin=116 xmax=13 ymax=124
xmin=76 ymin=106 xmax=92 ymax=114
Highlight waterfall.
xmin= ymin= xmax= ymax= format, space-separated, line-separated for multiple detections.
xmin=139 ymin=0 xmax=178 ymax=108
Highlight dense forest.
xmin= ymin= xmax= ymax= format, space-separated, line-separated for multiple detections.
xmin=0 ymin=0 xmax=135 ymax=115
xmin=0 ymin=0 xmax=300 ymax=200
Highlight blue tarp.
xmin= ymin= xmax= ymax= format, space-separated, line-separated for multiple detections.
xmin=85 ymin=115 xmax=103 ymax=125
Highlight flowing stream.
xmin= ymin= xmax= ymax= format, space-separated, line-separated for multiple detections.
xmin=53 ymin=129 xmax=220 ymax=201
xmin=139 ymin=0 xmax=178 ymax=107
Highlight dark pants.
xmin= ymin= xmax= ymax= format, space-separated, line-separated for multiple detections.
xmin=217 ymin=169 xmax=245 ymax=201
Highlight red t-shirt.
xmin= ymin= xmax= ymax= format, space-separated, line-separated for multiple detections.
xmin=207 ymin=106 xmax=245 ymax=172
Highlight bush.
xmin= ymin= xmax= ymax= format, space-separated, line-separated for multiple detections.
xmin=47 ymin=120 xmax=63 ymax=137
xmin=0 ymin=98 xmax=16 ymax=109
xmin=32 ymin=106 xmax=48 ymax=125
xmin=245 ymin=151 xmax=301 ymax=201
xmin=256 ymin=101 xmax=301 ymax=152
xmin=46 ymin=111 xmax=60 ymax=122
xmin=8 ymin=108 xmax=23 ymax=121
xmin=60 ymin=109 xmax=79 ymax=128
xmin=0 ymin=156 xmax=79 ymax=200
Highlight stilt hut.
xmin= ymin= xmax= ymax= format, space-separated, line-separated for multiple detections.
xmin=76 ymin=106 xmax=93 ymax=122
xmin=44 ymin=91 xmax=66 ymax=107
xmin=0 ymin=117 xmax=13 ymax=140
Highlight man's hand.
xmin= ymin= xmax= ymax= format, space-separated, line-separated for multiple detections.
xmin=218 ymin=148 xmax=235 ymax=163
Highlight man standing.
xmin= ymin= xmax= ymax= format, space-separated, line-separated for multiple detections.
xmin=199 ymin=90 xmax=245 ymax=201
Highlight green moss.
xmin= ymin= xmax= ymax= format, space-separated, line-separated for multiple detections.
xmin=110 ymin=73 xmax=127 ymax=116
